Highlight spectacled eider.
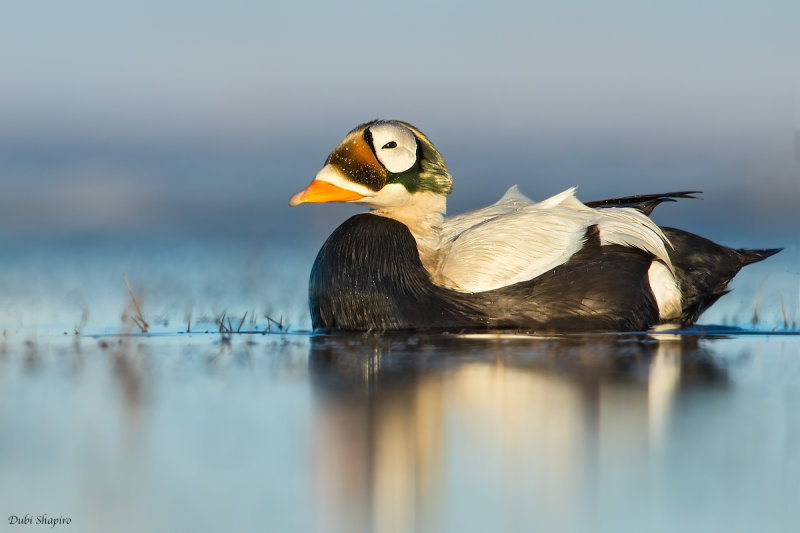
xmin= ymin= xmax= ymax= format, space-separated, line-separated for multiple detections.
xmin=289 ymin=120 xmax=781 ymax=332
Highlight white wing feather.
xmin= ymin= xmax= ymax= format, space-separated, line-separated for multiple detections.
xmin=438 ymin=185 xmax=534 ymax=243
xmin=430 ymin=187 xmax=672 ymax=293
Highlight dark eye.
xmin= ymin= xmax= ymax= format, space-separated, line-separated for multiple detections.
xmin=382 ymin=141 xmax=397 ymax=149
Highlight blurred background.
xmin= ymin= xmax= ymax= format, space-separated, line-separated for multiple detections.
xmin=2 ymin=5 xmax=800 ymax=533
xmin=2 ymin=0 xmax=798 ymax=247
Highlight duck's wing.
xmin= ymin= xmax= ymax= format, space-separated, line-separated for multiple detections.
xmin=433 ymin=187 xmax=672 ymax=293
xmin=438 ymin=185 xmax=534 ymax=243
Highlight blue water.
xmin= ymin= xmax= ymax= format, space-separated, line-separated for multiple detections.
xmin=2 ymin=236 xmax=799 ymax=533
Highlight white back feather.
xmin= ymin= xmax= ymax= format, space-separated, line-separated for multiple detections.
xmin=595 ymin=209 xmax=672 ymax=270
xmin=438 ymin=185 xmax=536 ymax=244
xmin=428 ymin=187 xmax=672 ymax=293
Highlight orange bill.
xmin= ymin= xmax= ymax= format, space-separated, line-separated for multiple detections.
xmin=288 ymin=179 xmax=366 ymax=206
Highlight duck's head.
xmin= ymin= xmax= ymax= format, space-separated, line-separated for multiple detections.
xmin=289 ymin=120 xmax=452 ymax=209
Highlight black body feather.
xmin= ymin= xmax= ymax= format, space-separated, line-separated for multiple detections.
xmin=309 ymin=214 xmax=488 ymax=331
xmin=310 ymin=214 xmax=660 ymax=332
xmin=585 ymin=191 xmax=701 ymax=215
xmin=660 ymin=227 xmax=781 ymax=325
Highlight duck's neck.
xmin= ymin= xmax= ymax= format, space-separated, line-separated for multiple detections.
xmin=370 ymin=192 xmax=446 ymax=271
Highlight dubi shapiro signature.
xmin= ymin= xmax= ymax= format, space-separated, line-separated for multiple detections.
xmin=8 ymin=515 xmax=72 ymax=528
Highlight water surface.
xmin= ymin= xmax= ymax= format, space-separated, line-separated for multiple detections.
xmin=1 ymin=237 xmax=799 ymax=533
xmin=2 ymin=330 xmax=799 ymax=532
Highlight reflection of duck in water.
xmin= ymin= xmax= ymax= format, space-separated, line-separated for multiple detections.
xmin=307 ymin=333 xmax=728 ymax=390
xmin=291 ymin=120 xmax=780 ymax=332
xmin=307 ymin=334 xmax=731 ymax=533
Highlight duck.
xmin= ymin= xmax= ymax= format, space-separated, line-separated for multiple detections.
xmin=289 ymin=119 xmax=781 ymax=332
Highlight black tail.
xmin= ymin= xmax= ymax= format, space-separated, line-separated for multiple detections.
xmin=736 ymin=247 xmax=782 ymax=267
xmin=661 ymin=228 xmax=782 ymax=326
xmin=587 ymin=192 xmax=782 ymax=325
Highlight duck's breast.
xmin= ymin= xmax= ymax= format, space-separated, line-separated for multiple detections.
xmin=309 ymin=214 xmax=488 ymax=331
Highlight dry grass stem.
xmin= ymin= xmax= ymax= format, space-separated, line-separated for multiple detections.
xmin=123 ymin=276 xmax=149 ymax=333
xmin=74 ymin=309 xmax=89 ymax=335
xmin=265 ymin=314 xmax=286 ymax=332
xmin=780 ymin=295 xmax=788 ymax=330
xmin=237 ymin=312 xmax=248 ymax=334
xmin=752 ymin=278 xmax=767 ymax=326
xmin=217 ymin=312 xmax=229 ymax=334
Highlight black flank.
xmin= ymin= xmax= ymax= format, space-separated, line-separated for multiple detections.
xmin=309 ymin=215 xmax=661 ymax=332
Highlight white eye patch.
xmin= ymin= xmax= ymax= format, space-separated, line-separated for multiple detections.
xmin=368 ymin=123 xmax=418 ymax=173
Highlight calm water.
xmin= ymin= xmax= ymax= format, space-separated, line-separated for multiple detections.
xmin=2 ymin=237 xmax=799 ymax=533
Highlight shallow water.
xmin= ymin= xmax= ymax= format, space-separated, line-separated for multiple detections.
xmin=1 ymin=331 xmax=799 ymax=532
xmin=2 ymin=237 xmax=800 ymax=532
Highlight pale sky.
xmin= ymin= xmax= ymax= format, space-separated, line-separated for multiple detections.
xmin=1 ymin=0 xmax=798 ymax=240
